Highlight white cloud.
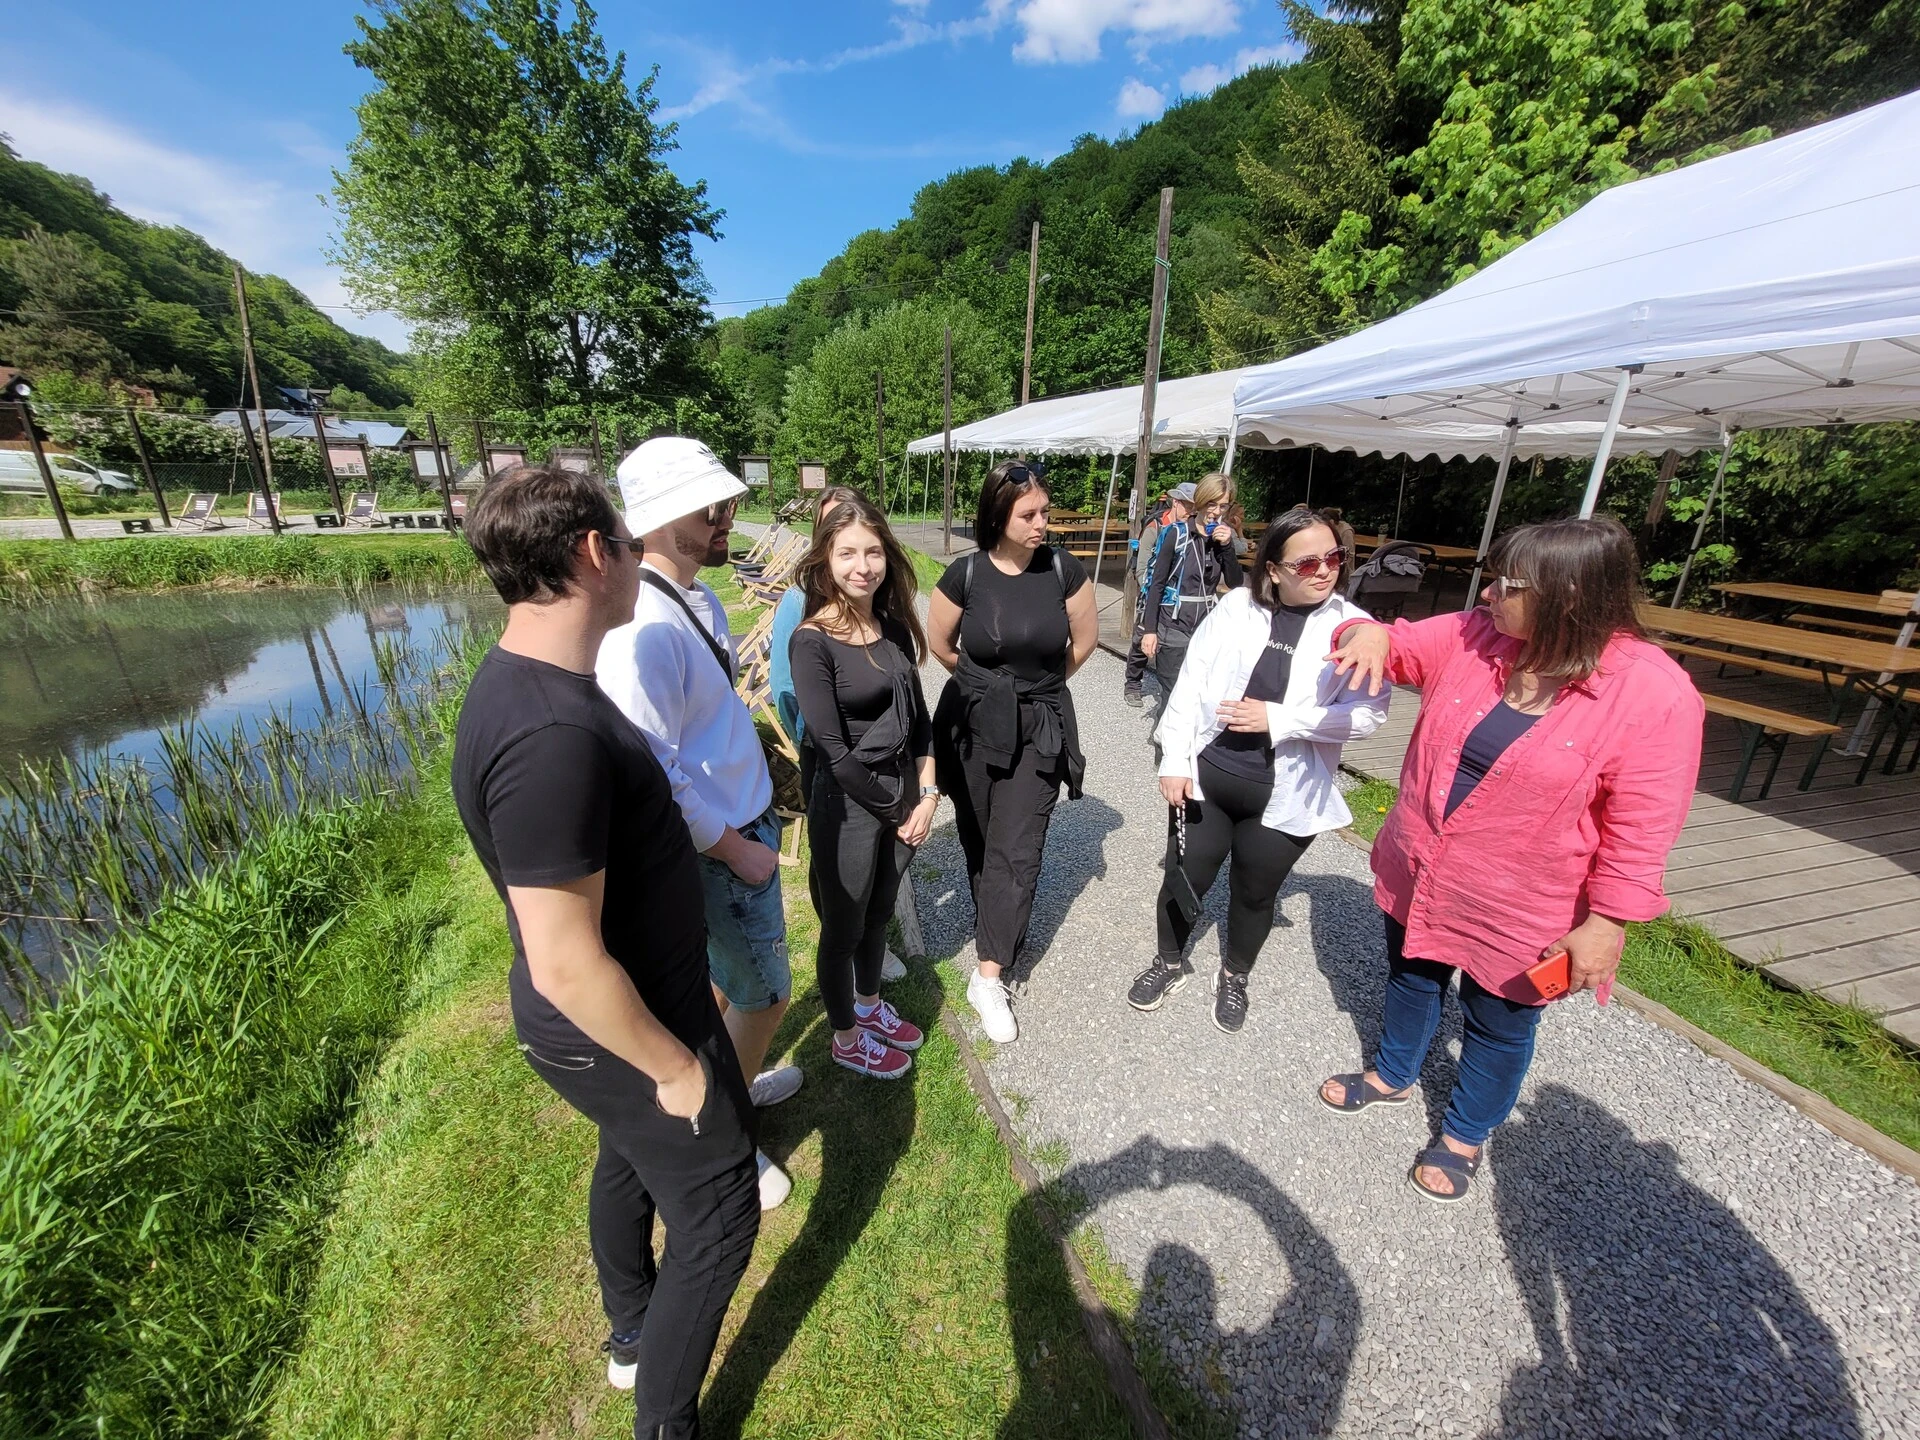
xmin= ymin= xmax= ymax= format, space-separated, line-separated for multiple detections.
xmin=1007 ymin=0 xmax=1240 ymax=64
xmin=1179 ymin=40 xmax=1302 ymax=93
xmin=1115 ymin=76 xmax=1167 ymax=122
xmin=0 ymin=85 xmax=407 ymax=350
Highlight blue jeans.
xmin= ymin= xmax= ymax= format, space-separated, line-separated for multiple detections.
xmin=1372 ymin=914 xmax=1544 ymax=1147
xmin=697 ymin=805 xmax=791 ymax=1013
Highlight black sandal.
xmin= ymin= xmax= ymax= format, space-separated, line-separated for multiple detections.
xmin=1408 ymin=1143 xmax=1481 ymax=1203
xmin=1318 ymin=1072 xmax=1412 ymax=1115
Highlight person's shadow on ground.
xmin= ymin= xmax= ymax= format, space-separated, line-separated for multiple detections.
xmin=1484 ymin=1083 xmax=1862 ymax=1440
xmin=1297 ymin=871 xmax=1462 ymax=1140
xmin=1009 ymin=794 xmax=1126 ymax=985
xmin=1001 ymin=1136 xmax=1360 ymax=1439
xmin=696 ymin=966 xmax=924 ymax=1437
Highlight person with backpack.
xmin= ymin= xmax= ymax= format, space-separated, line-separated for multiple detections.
xmin=595 ymin=437 xmax=799 ymax=1214
xmin=1122 ymin=487 xmax=1183 ymax=707
xmin=1140 ymin=474 xmax=1242 ymax=697
xmin=929 ymin=460 xmax=1099 ymax=1043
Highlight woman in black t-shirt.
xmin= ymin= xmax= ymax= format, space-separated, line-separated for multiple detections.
xmin=790 ymin=494 xmax=936 ymax=1081
xmin=928 ymin=461 xmax=1100 ymax=1044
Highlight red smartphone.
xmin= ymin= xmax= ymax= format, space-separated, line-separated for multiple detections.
xmin=1523 ymin=947 xmax=1571 ymax=1002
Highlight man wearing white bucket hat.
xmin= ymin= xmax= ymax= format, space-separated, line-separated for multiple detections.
xmin=596 ymin=437 xmax=798 ymax=1214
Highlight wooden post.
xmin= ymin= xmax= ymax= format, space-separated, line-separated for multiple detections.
xmin=590 ymin=415 xmax=606 ymax=477
xmin=313 ymin=412 xmax=346 ymax=522
xmin=237 ymin=408 xmax=270 ymax=513
xmin=1641 ymin=449 xmax=1681 ymax=546
xmin=124 ymin=403 xmax=169 ymax=527
xmin=1128 ymin=188 xmax=1173 ymax=542
xmin=874 ymin=369 xmax=887 ymax=505
xmin=1021 ymin=220 xmax=1040 ymax=408
xmin=425 ymin=412 xmax=457 ymax=530
xmin=941 ymin=325 xmax=955 ymax=555
xmin=474 ymin=419 xmax=493 ymax=482
xmin=231 ymin=263 xmax=283 ymax=535
xmin=17 ymin=402 xmax=73 ymax=540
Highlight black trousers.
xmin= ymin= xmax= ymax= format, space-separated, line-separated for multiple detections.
xmin=1157 ymin=751 xmax=1314 ymax=974
xmin=944 ymin=733 xmax=1063 ymax=968
xmin=517 ymin=1022 xmax=760 ymax=1440
xmin=1124 ymin=588 xmax=1150 ymax=688
xmin=809 ymin=772 xmax=912 ymax=1031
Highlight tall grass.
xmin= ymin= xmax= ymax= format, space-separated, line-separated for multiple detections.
xmin=0 ymin=627 xmax=492 ymax=1437
xmin=0 ymin=536 xmax=481 ymax=607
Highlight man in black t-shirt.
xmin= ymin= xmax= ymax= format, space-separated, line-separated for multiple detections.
xmin=451 ymin=463 xmax=757 ymax=1440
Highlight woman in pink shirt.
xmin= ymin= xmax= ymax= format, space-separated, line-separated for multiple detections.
xmin=1319 ymin=517 xmax=1702 ymax=1203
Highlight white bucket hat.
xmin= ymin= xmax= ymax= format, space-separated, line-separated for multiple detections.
xmin=615 ymin=436 xmax=746 ymax=536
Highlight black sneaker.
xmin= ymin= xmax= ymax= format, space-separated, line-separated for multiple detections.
xmin=1123 ymin=686 xmax=1145 ymax=708
xmin=1128 ymin=955 xmax=1193 ymax=1011
xmin=603 ymin=1330 xmax=641 ymax=1389
xmin=1213 ymin=967 xmax=1250 ymax=1033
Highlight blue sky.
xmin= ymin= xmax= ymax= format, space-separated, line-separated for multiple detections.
xmin=3 ymin=0 xmax=1299 ymax=351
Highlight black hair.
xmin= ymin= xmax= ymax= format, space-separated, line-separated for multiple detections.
xmin=465 ymin=462 xmax=619 ymax=604
xmin=973 ymin=459 xmax=1050 ymax=554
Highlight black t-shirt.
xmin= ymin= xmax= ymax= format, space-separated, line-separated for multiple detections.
xmin=1203 ymin=600 xmax=1320 ymax=783
xmin=1445 ymin=701 xmax=1544 ymax=819
xmin=789 ymin=617 xmax=933 ymax=823
xmin=451 ymin=646 xmax=713 ymax=1052
xmin=935 ymin=546 xmax=1089 ymax=683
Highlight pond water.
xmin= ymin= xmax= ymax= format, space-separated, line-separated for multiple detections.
xmin=0 ymin=585 xmax=502 ymax=773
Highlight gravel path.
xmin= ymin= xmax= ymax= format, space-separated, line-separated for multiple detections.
xmin=912 ymin=643 xmax=1920 ymax=1440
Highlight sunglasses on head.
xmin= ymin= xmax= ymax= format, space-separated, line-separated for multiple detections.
xmin=1005 ymin=461 xmax=1047 ymax=485
xmin=1274 ymin=547 xmax=1348 ymax=577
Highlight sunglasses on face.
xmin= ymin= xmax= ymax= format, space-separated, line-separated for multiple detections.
xmin=1486 ymin=575 xmax=1533 ymax=601
xmin=703 ymin=498 xmax=738 ymax=525
xmin=1274 ymin=547 xmax=1348 ymax=577
xmin=582 ymin=530 xmax=643 ymax=560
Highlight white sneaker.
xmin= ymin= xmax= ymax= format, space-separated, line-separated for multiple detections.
xmin=880 ymin=948 xmax=908 ymax=982
xmin=757 ymin=1150 xmax=792 ymax=1210
xmin=968 ymin=969 xmax=1018 ymax=1044
xmin=749 ymin=1063 xmax=803 ymax=1107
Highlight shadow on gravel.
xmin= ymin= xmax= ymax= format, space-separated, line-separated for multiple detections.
xmin=1007 ymin=794 xmax=1125 ymax=987
xmin=1485 ymin=1084 xmax=1862 ymax=1440
xmin=1301 ymin=883 xmax=1463 ymax=1140
xmin=1003 ymin=1136 xmax=1360 ymax=1439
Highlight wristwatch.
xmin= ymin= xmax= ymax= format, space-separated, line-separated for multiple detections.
xmin=920 ymin=785 xmax=942 ymax=800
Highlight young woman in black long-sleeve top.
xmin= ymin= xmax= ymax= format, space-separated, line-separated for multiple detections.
xmin=789 ymin=494 xmax=937 ymax=1080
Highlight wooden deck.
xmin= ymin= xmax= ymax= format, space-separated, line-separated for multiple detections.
xmin=1343 ymin=665 xmax=1920 ymax=1046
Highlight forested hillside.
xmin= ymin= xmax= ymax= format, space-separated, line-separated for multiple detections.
xmin=733 ymin=0 xmax=1919 ymax=590
xmin=0 ymin=141 xmax=413 ymax=411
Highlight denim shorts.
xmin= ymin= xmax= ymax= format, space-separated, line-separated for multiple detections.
xmin=698 ymin=805 xmax=792 ymax=1012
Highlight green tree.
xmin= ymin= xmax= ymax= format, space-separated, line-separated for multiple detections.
xmin=773 ymin=301 xmax=1009 ymax=506
xmin=335 ymin=0 xmax=721 ymax=441
xmin=0 ymin=227 xmax=135 ymax=379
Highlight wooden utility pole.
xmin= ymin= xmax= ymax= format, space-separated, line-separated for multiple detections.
xmin=474 ymin=420 xmax=493 ymax=482
xmin=874 ymin=369 xmax=887 ymax=505
xmin=16 ymin=402 xmax=73 ymax=540
xmin=312 ymin=412 xmax=346 ymax=522
xmin=1128 ymin=189 xmax=1174 ymax=542
xmin=941 ymin=325 xmax=955 ymax=555
xmin=231 ymin=263 xmax=284 ymax=535
xmin=589 ymin=415 xmax=605 ymax=477
xmin=424 ymin=411 xmax=457 ymax=529
xmin=1021 ymin=220 xmax=1041 ymax=408
xmin=125 ymin=404 xmax=169 ymax=526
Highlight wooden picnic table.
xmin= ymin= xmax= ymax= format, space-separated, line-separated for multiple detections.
xmin=1713 ymin=581 xmax=1918 ymax=619
xmin=1637 ymin=604 xmax=1920 ymax=677
xmin=1351 ymin=532 xmax=1479 ymax=563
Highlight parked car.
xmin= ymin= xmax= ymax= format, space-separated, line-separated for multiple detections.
xmin=0 ymin=449 xmax=139 ymax=495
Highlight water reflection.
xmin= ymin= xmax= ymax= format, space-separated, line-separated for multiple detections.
xmin=0 ymin=587 xmax=501 ymax=772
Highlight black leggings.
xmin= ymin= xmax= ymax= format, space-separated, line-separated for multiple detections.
xmin=809 ymin=772 xmax=911 ymax=1031
xmin=1157 ymin=751 xmax=1314 ymax=974
xmin=943 ymin=734 xmax=1063 ymax=967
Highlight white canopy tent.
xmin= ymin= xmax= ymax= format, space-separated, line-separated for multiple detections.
xmin=1232 ymin=87 xmax=1920 ymax=534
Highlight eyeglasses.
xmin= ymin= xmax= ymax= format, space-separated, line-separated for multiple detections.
xmin=1485 ymin=574 xmax=1533 ymax=601
xmin=582 ymin=531 xmax=643 ymax=560
xmin=703 ymin=497 xmax=738 ymax=525
xmin=1275 ymin=547 xmax=1348 ymax=577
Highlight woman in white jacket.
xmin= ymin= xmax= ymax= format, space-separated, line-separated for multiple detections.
xmin=1130 ymin=507 xmax=1391 ymax=1032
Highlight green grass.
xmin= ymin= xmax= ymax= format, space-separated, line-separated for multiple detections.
xmin=0 ymin=533 xmax=481 ymax=605
xmin=1345 ymin=778 xmax=1920 ymax=1153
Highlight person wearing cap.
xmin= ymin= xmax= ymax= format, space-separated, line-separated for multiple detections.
xmin=1123 ymin=485 xmax=1187 ymax=707
xmin=596 ymin=436 xmax=798 ymax=1214
xmin=1140 ymin=474 xmax=1241 ymax=696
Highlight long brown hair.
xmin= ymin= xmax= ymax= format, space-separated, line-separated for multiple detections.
xmin=1487 ymin=515 xmax=1645 ymax=680
xmin=795 ymin=493 xmax=926 ymax=663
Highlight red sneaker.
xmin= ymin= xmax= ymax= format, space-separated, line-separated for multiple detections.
xmin=832 ymin=1029 xmax=913 ymax=1079
xmin=853 ymin=999 xmax=924 ymax=1052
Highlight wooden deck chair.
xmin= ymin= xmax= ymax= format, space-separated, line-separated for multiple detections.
xmin=736 ymin=668 xmax=806 ymax=866
xmin=175 ymin=493 xmax=225 ymax=531
xmin=343 ymin=492 xmax=383 ymax=528
xmin=734 ymin=523 xmax=784 ymax=569
xmin=245 ymin=491 xmax=282 ymax=530
xmin=741 ymin=536 xmax=805 ymax=605
xmin=733 ymin=609 xmax=777 ymax=683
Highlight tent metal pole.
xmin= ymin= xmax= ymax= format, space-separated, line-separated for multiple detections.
xmin=1091 ymin=450 xmax=1122 ymax=596
xmin=1845 ymin=602 xmax=1920 ymax=756
xmin=1579 ymin=366 xmax=1639 ymax=517
xmin=1222 ymin=424 xmax=1238 ymax=478
xmin=1304 ymin=448 xmax=1314 ymax=507
xmin=1465 ymin=413 xmax=1521 ymax=605
xmin=1669 ymin=437 xmax=1731 ymax=609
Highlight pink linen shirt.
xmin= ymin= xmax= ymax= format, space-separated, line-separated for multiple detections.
xmin=1338 ymin=609 xmax=1704 ymax=1002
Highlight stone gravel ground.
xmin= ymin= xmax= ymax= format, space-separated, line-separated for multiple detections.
xmin=911 ymin=644 xmax=1920 ymax=1440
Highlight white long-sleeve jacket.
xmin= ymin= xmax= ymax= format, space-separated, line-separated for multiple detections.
xmin=1154 ymin=586 xmax=1392 ymax=836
